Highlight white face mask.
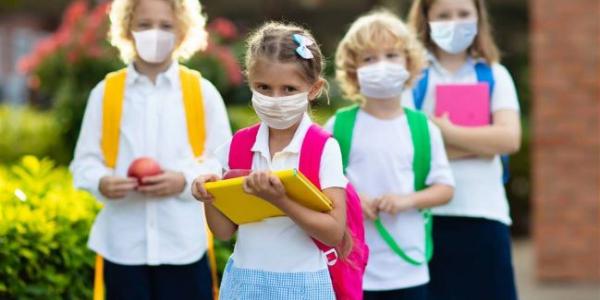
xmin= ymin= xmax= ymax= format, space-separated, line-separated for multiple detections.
xmin=357 ymin=61 xmax=410 ymax=100
xmin=132 ymin=29 xmax=176 ymax=64
xmin=429 ymin=20 xmax=478 ymax=54
xmin=251 ymin=90 xmax=309 ymax=130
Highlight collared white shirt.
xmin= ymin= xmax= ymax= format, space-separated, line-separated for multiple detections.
xmin=215 ymin=114 xmax=348 ymax=272
xmin=70 ymin=62 xmax=231 ymax=265
xmin=403 ymin=55 xmax=520 ymax=225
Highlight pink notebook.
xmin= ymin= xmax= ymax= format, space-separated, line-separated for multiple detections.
xmin=435 ymin=83 xmax=491 ymax=127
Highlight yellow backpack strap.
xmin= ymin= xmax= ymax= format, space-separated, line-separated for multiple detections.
xmin=179 ymin=65 xmax=206 ymax=158
xmin=94 ymin=68 xmax=127 ymax=300
xmin=93 ymin=255 xmax=105 ymax=300
xmin=100 ymin=69 xmax=127 ymax=168
xmin=179 ymin=66 xmax=219 ymax=299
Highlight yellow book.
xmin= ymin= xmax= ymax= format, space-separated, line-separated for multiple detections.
xmin=205 ymin=169 xmax=332 ymax=224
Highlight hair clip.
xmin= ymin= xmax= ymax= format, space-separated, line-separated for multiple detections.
xmin=292 ymin=33 xmax=315 ymax=59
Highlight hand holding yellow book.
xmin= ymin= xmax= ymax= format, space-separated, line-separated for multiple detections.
xmin=204 ymin=169 xmax=332 ymax=224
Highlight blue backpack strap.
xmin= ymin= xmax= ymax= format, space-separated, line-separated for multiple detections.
xmin=474 ymin=62 xmax=495 ymax=95
xmin=475 ymin=62 xmax=511 ymax=184
xmin=412 ymin=69 xmax=430 ymax=110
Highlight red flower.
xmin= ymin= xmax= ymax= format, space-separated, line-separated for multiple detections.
xmin=81 ymin=2 xmax=110 ymax=46
xmin=208 ymin=18 xmax=238 ymax=40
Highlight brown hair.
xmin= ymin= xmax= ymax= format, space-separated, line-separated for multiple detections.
xmin=335 ymin=10 xmax=427 ymax=102
xmin=408 ymin=0 xmax=500 ymax=63
xmin=245 ymin=22 xmax=325 ymax=87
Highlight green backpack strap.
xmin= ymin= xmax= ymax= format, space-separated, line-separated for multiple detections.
xmin=373 ymin=108 xmax=433 ymax=266
xmin=333 ymin=104 xmax=360 ymax=171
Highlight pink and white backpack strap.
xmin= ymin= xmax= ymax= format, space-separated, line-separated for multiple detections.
xmin=298 ymin=124 xmax=330 ymax=189
xmin=298 ymin=124 xmax=339 ymax=264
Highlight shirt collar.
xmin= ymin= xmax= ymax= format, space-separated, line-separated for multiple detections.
xmin=251 ymin=114 xmax=313 ymax=159
xmin=125 ymin=61 xmax=180 ymax=87
xmin=427 ymin=52 xmax=484 ymax=77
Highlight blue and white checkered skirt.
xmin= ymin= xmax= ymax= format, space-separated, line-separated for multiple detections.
xmin=219 ymin=259 xmax=335 ymax=300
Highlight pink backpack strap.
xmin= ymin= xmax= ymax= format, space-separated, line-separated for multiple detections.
xmin=299 ymin=124 xmax=331 ymax=193
xmin=228 ymin=124 xmax=260 ymax=170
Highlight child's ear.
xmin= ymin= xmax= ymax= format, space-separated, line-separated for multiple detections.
xmin=308 ymin=78 xmax=326 ymax=101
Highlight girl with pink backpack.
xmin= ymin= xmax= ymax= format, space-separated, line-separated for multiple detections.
xmin=191 ymin=22 xmax=368 ymax=300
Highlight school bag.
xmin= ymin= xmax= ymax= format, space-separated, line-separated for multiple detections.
xmin=228 ymin=123 xmax=369 ymax=300
xmin=412 ymin=62 xmax=511 ymax=184
xmin=95 ymin=65 xmax=219 ymax=300
xmin=333 ymin=105 xmax=433 ymax=266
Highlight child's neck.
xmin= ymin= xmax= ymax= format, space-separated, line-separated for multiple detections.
xmin=268 ymin=121 xmax=302 ymax=159
xmin=133 ymin=58 xmax=174 ymax=84
xmin=363 ymin=97 xmax=404 ymax=120
xmin=435 ymin=48 xmax=469 ymax=74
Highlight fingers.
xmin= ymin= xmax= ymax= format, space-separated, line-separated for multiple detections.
xmin=377 ymin=196 xmax=394 ymax=214
xmin=138 ymin=181 xmax=168 ymax=194
xmin=141 ymin=173 xmax=167 ymax=185
xmin=100 ymin=176 xmax=138 ymax=199
xmin=191 ymin=178 xmax=215 ymax=203
xmin=268 ymin=175 xmax=285 ymax=193
xmin=362 ymin=203 xmax=378 ymax=220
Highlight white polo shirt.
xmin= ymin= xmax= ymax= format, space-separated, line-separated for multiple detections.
xmin=215 ymin=114 xmax=348 ymax=273
xmin=403 ymin=55 xmax=520 ymax=225
xmin=70 ymin=62 xmax=232 ymax=265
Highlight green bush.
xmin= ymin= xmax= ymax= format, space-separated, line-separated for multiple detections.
xmin=0 ymin=106 xmax=68 ymax=164
xmin=0 ymin=156 xmax=101 ymax=299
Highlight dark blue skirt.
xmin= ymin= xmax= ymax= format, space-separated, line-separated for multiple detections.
xmin=427 ymin=216 xmax=518 ymax=300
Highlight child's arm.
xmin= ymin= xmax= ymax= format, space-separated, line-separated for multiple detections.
xmin=375 ymin=184 xmax=453 ymax=214
xmin=433 ymin=66 xmax=522 ymax=157
xmin=433 ymin=110 xmax=521 ymax=157
xmin=191 ymin=174 xmax=238 ymax=241
xmin=244 ymin=172 xmax=347 ymax=247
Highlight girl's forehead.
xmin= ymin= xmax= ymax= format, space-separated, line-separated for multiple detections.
xmin=249 ymin=60 xmax=309 ymax=85
xmin=431 ymin=0 xmax=477 ymax=11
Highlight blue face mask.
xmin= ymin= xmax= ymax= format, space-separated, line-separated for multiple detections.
xmin=429 ymin=20 xmax=478 ymax=54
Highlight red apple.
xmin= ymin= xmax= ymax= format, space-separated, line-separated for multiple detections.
xmin=223 ymin=169 xmax=251 ymax=180
xmin=127 ymin=157 xmax=163 ymax=184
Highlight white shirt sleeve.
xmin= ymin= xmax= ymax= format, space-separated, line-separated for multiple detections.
xmin=491 ymin=64 xmax=520 ymax=112
xmin=69 ymin=81 xmax=112 ymax=203
xmin=179 ymin=79 xmax=232 ymax=201
xmin=319 ymin=138 xmax=348 ymax=189
xmin=425 ymin=121 xmax=455 ymax=187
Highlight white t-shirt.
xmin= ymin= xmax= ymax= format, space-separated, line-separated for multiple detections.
xmin=325 ymin=109 xmax=454 ymax=290
xmin=215 ymin=114 xmax=348 ymax=273
xmin=403 ymin=56 xmax=520 ymax=225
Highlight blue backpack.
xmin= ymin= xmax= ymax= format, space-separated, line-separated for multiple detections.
xmin=412 ymin=62 xmax=510 ymax=184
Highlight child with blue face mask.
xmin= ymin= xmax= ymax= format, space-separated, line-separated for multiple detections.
xmin=408 ymin=0 xmax=522 ymax=299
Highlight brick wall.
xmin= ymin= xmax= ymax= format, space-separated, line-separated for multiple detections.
xmin=531 ymin=0 xmax=600 ymax=282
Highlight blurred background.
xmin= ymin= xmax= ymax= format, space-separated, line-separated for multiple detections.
xmin=0 ymin=0 xmax=597 ymax=299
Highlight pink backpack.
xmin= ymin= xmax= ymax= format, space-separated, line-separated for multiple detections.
xmin=229 ymin=124 xmax=368 ymax=300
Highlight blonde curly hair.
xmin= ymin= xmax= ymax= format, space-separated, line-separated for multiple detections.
xmin=109 ymin=0 xmax=208 ymax=63
xmin=335 ymin=10 xmax=427 ymax=102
